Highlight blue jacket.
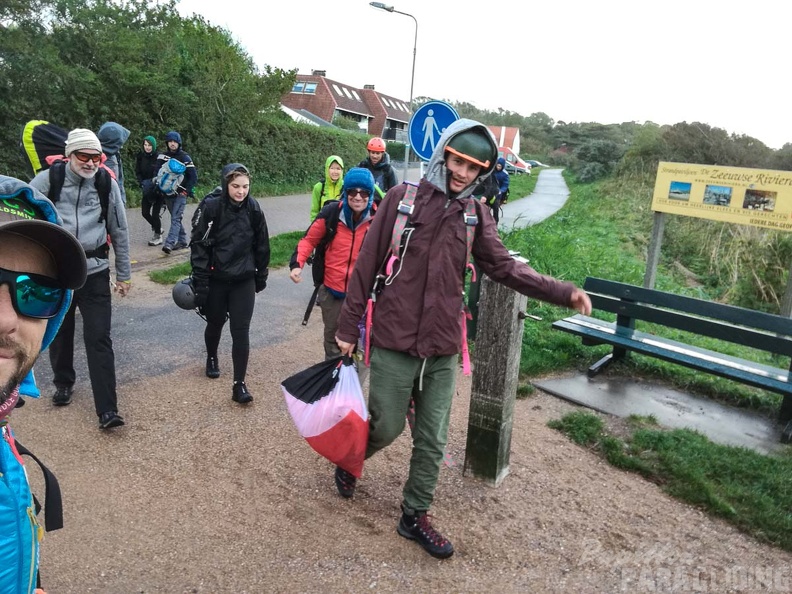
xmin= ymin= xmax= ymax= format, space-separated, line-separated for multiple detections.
xmin=494 ymin=157 xmax=510 ymax=196
xmin=0 ymin=423 xmax=39 ymax=594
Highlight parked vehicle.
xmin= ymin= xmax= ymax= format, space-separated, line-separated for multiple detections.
xmin=498 ymin=147 xmax=531 ymax=175
xmin=526 ymin=159 xmax=547 ymax=168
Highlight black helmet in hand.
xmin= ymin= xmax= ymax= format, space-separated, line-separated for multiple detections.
xmin=172 ymin=277 xmax=197 ymax=310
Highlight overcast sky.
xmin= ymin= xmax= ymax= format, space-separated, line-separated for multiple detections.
xmin=177 ymin=0 xmax=792 ymax=150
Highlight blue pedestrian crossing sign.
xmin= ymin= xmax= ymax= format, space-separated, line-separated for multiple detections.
xmin=408 ymin=101 xmax=460 ymax=162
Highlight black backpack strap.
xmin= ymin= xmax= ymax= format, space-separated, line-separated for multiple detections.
xmin=47 ymin=160 xmax=67 ymax=204
xmin=13 ymin=439 xmax=64 ymax=532
xmin=94 ymin=168 xmax=112 ymax=225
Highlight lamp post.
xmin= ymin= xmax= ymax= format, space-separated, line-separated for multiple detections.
xmin=369 ymin=2 xmax=417 ymax=182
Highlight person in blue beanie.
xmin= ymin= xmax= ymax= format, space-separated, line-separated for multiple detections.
xmin=290 ymin=167 xmax=376 ymax=360
xmin=0 ymin=175 xmax=87 ymax=594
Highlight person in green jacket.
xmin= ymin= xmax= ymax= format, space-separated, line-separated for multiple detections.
xmin=310 ymin=155 xmax=344 ymax=221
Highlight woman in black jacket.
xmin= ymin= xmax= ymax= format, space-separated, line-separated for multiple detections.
xmin=190 ymin=163 xmax=270 ymax=404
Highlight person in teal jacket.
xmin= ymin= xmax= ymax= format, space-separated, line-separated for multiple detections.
xmin=0 ymin=175 xmax=87 ymax=594
xmin=310 ymin=155 xmax=344 ymax=221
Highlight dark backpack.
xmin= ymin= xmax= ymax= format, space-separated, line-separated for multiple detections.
xmin=48 ymin=160 xmax=113 ymax=259
xmin=290 ymin=200 xmax=342 ymax=287
xmin=289 ymin=200 xmax=343 ymax=325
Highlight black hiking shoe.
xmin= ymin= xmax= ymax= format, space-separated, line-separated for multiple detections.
xmin=397 ymin=510 xmax=454 ymax=559
xmin=232 ymin=382 xmax=253 ymax=404
xmin=205 ymin=356 xmax=220 ymax=379
xmin=53 ymin=386 xmax=73 ymax=406
xmin=334 ymin=466 xmax=357 ymax=498
xmin=162 ymin=244 xmax=172 ymax=255
xmin=99 ymin=411 xmax=125 ymax=429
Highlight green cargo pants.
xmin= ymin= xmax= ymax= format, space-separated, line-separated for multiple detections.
xmin=366 ymin=347 xmax=457 ymax=513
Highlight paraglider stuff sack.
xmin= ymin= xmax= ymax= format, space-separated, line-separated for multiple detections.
xmin=282 ymin=359 xmax=369 ymax=478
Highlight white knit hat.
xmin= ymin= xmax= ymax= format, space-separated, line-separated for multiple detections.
xmin=65 ymin=128 xmax=102 ymax=156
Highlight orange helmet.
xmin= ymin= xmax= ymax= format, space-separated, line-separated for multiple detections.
xmin=367 ymin=137 xmax=386 ymax=152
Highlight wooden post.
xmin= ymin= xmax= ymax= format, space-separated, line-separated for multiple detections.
xmin=643 ymin=211 xmax=665 ymax=289
xmin=781 ymin=260 xmax=792 ymax=318
xmin=464 ymin=275 xmax=528 ymax=486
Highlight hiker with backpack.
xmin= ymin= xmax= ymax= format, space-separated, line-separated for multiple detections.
xmin=358 ymin=137 xmax=398 ymax=201
xmin=97 ymin=121 xmax=131 ymax=205
xmin=290 ymin=167 xmax=376 ymax=361
xmin=135 ymin=135 xmax=164 ymax=245
xmin=0 ymin=175 xmax=86 ymax=594
xmin=156 ymin=130 xmax=197 ymax=254
xmin=486 ymin=157 xmax=510 ymax=224
xmin=309 ymin=155 xmax=344 ymax=221
xmin=29 ymin=128 xmax=131 ymax=430
xmin=333 ymin=119 xmax=592 ymax=559
xmin=190 ymin=163 xmax=270 ymax=404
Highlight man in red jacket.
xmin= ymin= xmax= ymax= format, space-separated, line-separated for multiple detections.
xmin=334 ymin=119 xmax=591 ymax=559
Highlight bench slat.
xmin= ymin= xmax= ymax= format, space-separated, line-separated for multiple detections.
xmin=584 ymin=277 xmax=792 ymax=337
xmin=553 ymin=315 xmax=792 ymax=396
xmin=588 ymin=294 xmax=792 ymax=357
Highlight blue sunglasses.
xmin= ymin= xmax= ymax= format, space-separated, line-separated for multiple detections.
xmin=0 ymin=266 xmax=65 ymax=319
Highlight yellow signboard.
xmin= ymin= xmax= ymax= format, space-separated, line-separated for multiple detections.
xmin=652 ymin=162 xmax=792 ymax=231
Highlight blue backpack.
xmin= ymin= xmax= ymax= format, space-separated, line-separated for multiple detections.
xmin=156 ymin=158 xmax=186 ymax=195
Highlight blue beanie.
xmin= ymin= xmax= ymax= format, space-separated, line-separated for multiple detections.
xmin=342 ymin=167 xmax=375 ymax=200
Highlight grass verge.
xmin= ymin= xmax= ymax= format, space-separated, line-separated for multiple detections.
xmin=149 ymin=230 xmax=305 ymax=285
xmin=548 ymin=411 xmax=792 ymax=552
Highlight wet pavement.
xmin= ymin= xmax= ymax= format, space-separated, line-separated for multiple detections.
xmin=534 ymin=374 xmax=786 ymax=454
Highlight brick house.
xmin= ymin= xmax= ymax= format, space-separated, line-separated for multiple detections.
xmin=281 ymin=71 xmax=412 ymax=142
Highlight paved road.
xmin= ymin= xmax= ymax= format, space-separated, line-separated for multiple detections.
xmin=499 ymin=168 xmax=569 ymax=230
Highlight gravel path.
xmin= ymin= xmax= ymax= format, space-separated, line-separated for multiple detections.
xmin=12 ymin=270 xmax=792 ymax=593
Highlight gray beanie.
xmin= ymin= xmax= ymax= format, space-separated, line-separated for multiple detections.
xmin=65 ymin=128 xmax=102 ymax=156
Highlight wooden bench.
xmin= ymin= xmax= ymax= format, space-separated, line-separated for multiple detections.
xmin=552 ymin=277 xmax=792 ymax=443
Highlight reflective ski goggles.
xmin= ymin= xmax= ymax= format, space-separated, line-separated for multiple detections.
xmin=0 ymin=266 xmax=66 ymax=319
xmin=72 ymin=151 xmax=102 ymax=164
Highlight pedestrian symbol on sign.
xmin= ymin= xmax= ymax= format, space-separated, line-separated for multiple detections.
xmin=421 ymin=109 xmax=441 ymax=154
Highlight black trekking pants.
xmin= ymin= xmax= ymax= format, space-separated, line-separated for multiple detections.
xmin=141 ymin=183 xmax=164 ymax=234
xmin=203 ymin=277 xmax=256 ymax=383
xmin=49 ymin=268 xmax=119 ymax=416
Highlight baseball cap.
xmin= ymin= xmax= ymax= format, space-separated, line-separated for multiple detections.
xmin=0 ymin=177 xmax=87 ymax=289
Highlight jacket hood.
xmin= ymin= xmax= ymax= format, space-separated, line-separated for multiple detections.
xmin=496 ymin=157 xmax=506 ymax=168
xmin=143 ymin=135 xmax=157 ymax=152
xmin=324 ymin=155 xmax=344 ymax=185
xmin=220 ymin=162 xmax=250 ymax=200
xmin=424 ymin=119 xmax=498 ymax=200
xmin=97 ymin=122 xmax=131 ymax=155
xmin=164 ymin=130 xmax=183 ymax=147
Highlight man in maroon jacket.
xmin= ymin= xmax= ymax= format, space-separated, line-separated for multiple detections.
xmin=335 ymin=119 xmax=591 ymax=559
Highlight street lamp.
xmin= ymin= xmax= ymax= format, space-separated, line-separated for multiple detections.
xmin=369 ymin=1 xmax=417 ymax=181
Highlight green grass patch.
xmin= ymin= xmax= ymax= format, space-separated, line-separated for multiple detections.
xmin=149 ymin=230 xmax=305 ymax=285
xmin=549 ymin=411 xmax=792 ymax=551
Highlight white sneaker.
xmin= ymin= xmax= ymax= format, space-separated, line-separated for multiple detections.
xmin=148 ymin=233 xmax=163 ymax=246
